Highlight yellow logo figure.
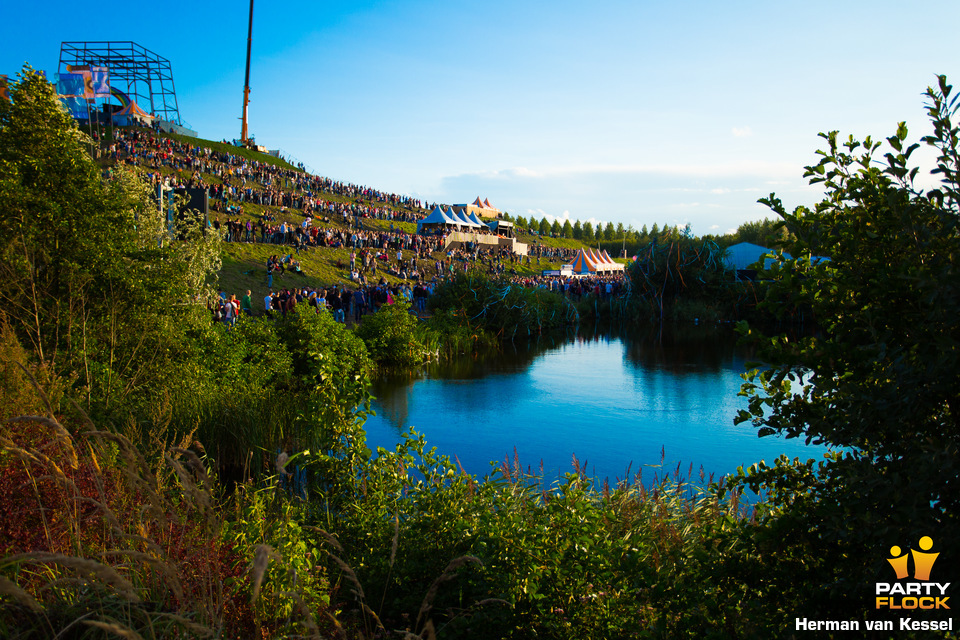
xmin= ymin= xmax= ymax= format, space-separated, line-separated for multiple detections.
xmin=887 ymin=546 xmax=910 ymax=580
xmin=886 ymin=536 xmax=939 ymax=581
xmin=912 ymin=536 xmax=939 ymax=581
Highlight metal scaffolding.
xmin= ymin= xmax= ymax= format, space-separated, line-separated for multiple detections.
xmin=59 ymin=41 xmax=183 ymax=124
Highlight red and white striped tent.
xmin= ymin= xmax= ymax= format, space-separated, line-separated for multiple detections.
xmin=567 ymin=248 xmax=624 ymax=274
xmin=113 ymin=100 xmax=154 ymax=126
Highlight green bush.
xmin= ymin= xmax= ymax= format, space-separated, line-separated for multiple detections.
xmin=354 ymin=301 xmax=432 ymax=368
xmin=428 ymin=273 xmax=577 ymax=341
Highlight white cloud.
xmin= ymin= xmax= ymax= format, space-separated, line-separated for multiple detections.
xmin=710 ymin=188 xmax=731 ymax=195
xmin=732 ymin=126 xmax=753 ymax=137
xmin=450 ymin=160 xmax=799 ymax=182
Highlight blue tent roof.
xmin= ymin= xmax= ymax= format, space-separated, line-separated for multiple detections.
xmin=724 ymin=242 xmax=784 ymax=270
xmin=724 ymin=242 xmax=828 ymax=270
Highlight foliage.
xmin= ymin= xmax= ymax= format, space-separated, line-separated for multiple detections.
xmin=725 ymin=217 xmax=791 ymax=247
xmin=626 ymin=237 xmax=732 ymax=322
xmin=423 ymin=307 xmax=499 ymax=357
xmin=427 ymin=273 xmax=578 ymax=341
xmin=0 ymin=404 xmax=253 ymax=637
xmin=309 ymin=430 xmax=789 ymax=640
xmin=225 ymin=474 xmax=332 ymax=636
xmin=0 ymin=67 xmax=221 ymax=417
xmin=161 ymin=316 xmax=301 ymax=474
xmin=737 ymin=75 xmax=960 ymax=614
xmin=354 ymin=301 xmax=431 ymax=368
xmin=277 ymin=308 xmax=372 ymax=415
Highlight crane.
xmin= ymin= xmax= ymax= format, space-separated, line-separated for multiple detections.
xmin=240 ymin=0 xmax=254 ymax=145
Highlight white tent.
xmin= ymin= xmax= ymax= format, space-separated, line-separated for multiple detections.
xmin=417 ymin=206 xmax=461 ymax=234
xmin=453 ymin=209 xmax=482 ymax=228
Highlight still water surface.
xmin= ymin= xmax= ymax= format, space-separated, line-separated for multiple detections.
xmin=364 ymin=327 xmax=828 ymax=484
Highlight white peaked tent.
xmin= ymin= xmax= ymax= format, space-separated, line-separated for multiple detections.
xmin=454 ymin=209 xmax=482 ymax=228
xmin=417 ymin=206 xmax=460 ymax=234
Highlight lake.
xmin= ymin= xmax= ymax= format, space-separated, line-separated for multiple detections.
xmin=363 ymin=326 xmax=829 ymax=486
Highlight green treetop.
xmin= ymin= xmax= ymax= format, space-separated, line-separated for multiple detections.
xmin=737 ymin=75 xmax=960 ymax=604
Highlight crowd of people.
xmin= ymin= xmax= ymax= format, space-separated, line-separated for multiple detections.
xmin=104 ymin=127 xmax=631 ymax=329
xmin=111 ymin=128 xmax=427 ymax=225
xmin=212 ymin=279 xmax=437 ymax=327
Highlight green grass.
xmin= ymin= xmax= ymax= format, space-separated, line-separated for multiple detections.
xmin=219 ymin=243 xmax=354 ymax=301
xmin=103 ymin=126 xmax=630 ymax=290
xmin=216 ymin=240 xmax=581 ymax=301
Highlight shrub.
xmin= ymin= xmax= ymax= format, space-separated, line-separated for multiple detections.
xmin=354 ymin=301 xmax=431 ymax=368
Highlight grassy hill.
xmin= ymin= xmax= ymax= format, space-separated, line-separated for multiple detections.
xmin=96 ymin=125 xmax=627 ymax=302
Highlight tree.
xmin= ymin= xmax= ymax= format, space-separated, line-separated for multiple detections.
xmin=562 ymin=220 xmax=573 ymax=239
xmin=582 ymin=221 xmax=593 ymax=240
xmin=603 ymin=222 xmax=615 ymax=241
xmin=573 ymin=220 xmax=583 ymax=239
xmin=737 ymin=75 xmax=960 ymax=609
xmin=538 ymin=217 xmax=550 ymax=236
xmin=733 ymin=217 xmax=788 ymax=245
xmin=0 ymin=66 xmax=220 ymax=413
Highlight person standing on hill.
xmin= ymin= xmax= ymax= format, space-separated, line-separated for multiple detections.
xmin=241 ymin=290 xmax=252 ymax=316
xmin=329 ymin=286 xmax=343 ymax=322
xmin=222 ymin=296 xmax=235 ymax=326
xmin=340 ymin=286 xmax=352 ymax=322
xmin=353 ymin=287 xmax=366 ymax=324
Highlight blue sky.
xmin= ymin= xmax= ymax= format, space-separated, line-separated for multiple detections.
xmin=2 ymin=1 xmax=957 ymax=235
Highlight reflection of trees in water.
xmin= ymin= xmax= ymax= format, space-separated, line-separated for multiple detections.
xmin=616 ymin=325 xmax=742 ymax=375
xmin=371 ymin=323 xmax=772 ymax=431
xmin=371 ymin=332 xmax=573 ymax=431
xmin=371 ymin=371 xmax=416 ymax=431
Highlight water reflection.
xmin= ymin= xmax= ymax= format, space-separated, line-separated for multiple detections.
xmin=365 ymin=326 xmax=824 ymax=484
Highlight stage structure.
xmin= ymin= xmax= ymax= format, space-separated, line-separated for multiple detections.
xmin=58 ymin=41 xmax=184 ymax=126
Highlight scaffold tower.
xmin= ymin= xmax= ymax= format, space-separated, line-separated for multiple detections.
xmin=59 ymin=41 xmax=184 ymax=124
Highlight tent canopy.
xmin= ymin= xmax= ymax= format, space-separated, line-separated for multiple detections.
xmin=566 ymin=248 xmax=624 ymax=273
xmin=115 ymin=100 xmax=152 ymax=119
xmin=417 ymin=206 xmax=459 ymax=233
xmin=724 ymin=242 xmax=786 ymax=271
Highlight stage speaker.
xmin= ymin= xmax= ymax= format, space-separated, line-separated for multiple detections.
xmin=173 ymin=187 xmax=209 ymax=238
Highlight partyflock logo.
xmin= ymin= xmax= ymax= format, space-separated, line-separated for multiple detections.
xmin=876 ymin=536 xmax=950 ymax=610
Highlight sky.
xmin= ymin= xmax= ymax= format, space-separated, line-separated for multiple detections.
xmin=2 ymin=0 xmax=958 ymax=235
